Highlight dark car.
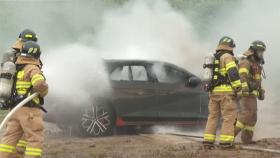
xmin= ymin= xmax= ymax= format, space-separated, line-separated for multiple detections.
xmin=45 ymin=60 xmax=208 ymax=137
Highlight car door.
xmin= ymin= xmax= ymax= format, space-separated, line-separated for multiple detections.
xmin=153 ymin=64 xmax=203 ymax=122
xmin=110 ymin=64 xmax=157 ymax=122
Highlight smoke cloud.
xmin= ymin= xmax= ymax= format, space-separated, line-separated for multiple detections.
xmin=92 ymin=0 xmax=206 ymax=75
xmin=44 ymin=44 xmax=110 ymax=106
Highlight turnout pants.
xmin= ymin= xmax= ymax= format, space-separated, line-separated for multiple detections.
xmin=235 ymin=95 xmax=257 ymax=143
xmin=204 ymin=94 xmax=238 ymax=145
xmin=0 ymin=107 xmax=44 ymax=158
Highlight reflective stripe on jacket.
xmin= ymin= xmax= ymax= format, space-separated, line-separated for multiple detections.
xmin=212 ymin=52 xmax=241 ymax=93
xmin=239 ymin=53 xmax=262 ymax=97
xmin=16 ymin=65 xmax=47 ymax=105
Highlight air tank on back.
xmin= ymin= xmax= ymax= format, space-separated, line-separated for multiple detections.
xmin=0 ymin=52 xmax=16 ymax=106
xmin=203 ymin=53 xmax=214 ymax=82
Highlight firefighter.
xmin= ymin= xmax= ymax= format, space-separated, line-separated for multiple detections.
xmin=12 ymin=29 xmax=39 ymax=157
xmin=11 ymin=29 xmax=38 ymax=61
xmin=0 ymin=29 xmax=38 ymax=66
xmin=0 ymin=41 xmax=48 ymax=158
xmin=234 ymin=40 xmax=266 ymax=144
xmin=203 ymin=36 xmax=242 ymax=149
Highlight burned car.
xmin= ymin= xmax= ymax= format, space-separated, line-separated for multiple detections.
xmin=45 ymin=60 xmax=208 ymax=137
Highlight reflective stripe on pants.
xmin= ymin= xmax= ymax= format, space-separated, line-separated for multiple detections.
xmin=0 ymin=144 xmax=16 ymax=153
xmin=17 ymin=139 xmax=27 ymax=148
xmin=220 ymin=135 xmax=234 ymax=143
xmin=25 ymin=147 xmax=42 ymax=157
xmin=204 ymin=134 xmax=216 ymax=143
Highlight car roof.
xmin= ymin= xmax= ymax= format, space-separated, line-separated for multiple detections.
xmin=104 ymin=59 xmax=194 ymax=76
xmin=105 ymin=59 xmax=158 ymax=65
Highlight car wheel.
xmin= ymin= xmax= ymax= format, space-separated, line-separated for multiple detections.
xmin=80 ymin=103 xmax=115 ymax=137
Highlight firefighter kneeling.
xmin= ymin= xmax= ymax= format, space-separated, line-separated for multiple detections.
xmin=234 ymin=40 xmax=266 ymax=144
xmin=203 ymin=36 xmax=242 ymax=149
xmin=0 ymin=41 xmax=48 ymax=158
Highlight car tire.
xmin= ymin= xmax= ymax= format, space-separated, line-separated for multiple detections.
xmin=79 ymin=103 xmax=115 ymax=137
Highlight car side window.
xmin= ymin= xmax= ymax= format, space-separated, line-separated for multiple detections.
xmin=153 ymin=64 xmax=186 ymax=84
xmin=110 ymin=66 xmax=130 ymax=81
xmin=131 ymin=66 xmax=148 ymax=81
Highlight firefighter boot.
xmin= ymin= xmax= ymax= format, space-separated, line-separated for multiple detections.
xmin=219 ymin=142 xmax=235 ymax=149
xmin=241 ymin=130 xmax=255 ymax=144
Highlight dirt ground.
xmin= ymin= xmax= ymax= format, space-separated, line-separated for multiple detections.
xmin=0 ymin=123 xmax=279 ymax=158
xmin=43 ymin=133 xmax=280 ymax=158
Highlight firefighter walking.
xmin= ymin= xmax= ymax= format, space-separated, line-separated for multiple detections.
xmin=234 ymin=40 xmax=266 ymax=144
xmin=0 ymin=41 xmax=48 ymax=158
xmin=203 ymin=36 xmax=242 ymax=149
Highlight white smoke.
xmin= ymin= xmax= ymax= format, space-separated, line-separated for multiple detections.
xmin=43 ymin=44 xmax=110 ymax=106
xmin=93 ymin=0 xmax=206 ymax=75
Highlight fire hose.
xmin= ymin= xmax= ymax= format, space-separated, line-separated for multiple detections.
xmin=0 ymin=92 xmax=39 ymax=130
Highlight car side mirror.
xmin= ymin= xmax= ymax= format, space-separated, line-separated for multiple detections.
xmin=186 ymin=76 xmax=201 ymax=87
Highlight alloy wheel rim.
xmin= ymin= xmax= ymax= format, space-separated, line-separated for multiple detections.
xmin=81 ymin=104 xmax=111 ymax=136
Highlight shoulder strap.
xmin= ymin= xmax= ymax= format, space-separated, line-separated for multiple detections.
xmin=214 ymin=51 xmax=233 ymax=60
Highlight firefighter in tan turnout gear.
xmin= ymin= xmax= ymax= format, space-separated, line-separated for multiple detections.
xmin=12 ymin=29 xmax=40 ymax=158
xmin=234 ymin=40 xmax=266 ymax=144
xmin=203 ymin=36 xmax=242 ymax=149
xmin=0 ymin=41 xmax=48 ymax=158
